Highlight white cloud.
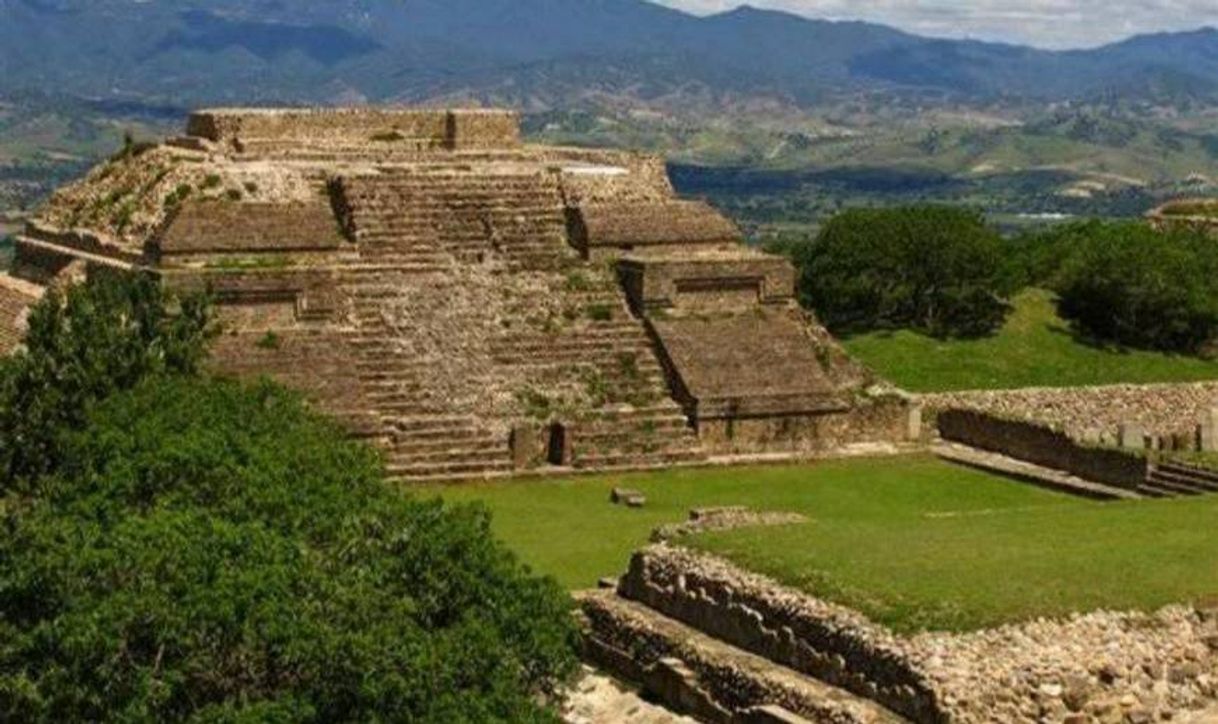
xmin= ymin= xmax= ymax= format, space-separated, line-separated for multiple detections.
xmin=653 ymin=0 xmax=1218 ymax=49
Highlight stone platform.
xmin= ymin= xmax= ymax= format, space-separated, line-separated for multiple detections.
xmin=0 ymin=107 xmax=910 ymax=480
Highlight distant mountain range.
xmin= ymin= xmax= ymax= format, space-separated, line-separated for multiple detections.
xmin=2 ymin=0 xmax=1218 ymax=110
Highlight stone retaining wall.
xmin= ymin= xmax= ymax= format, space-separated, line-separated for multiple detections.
xmin=568 ymin=200 xmax=740 ymax=257
xmin=622 ymin=545 xmax=1218 ymax=723
xmin=621 ymin=545 xmax=942 ymax=722
xmin=695 ymin=395 xmax=912 ymax=455
xmin=935 ymin=409 xmax=1148 ymax=489
xmin=158 ymin=200 xmax=344 ymax=254
xmin=921 ymin=383 xmax=1218 ymax=442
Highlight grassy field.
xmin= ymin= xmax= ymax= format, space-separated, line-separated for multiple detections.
xmin=424 ymin=455 xmax=1218 ymax=632
xmin=842 ymin=289 xmax=1218 ymax=392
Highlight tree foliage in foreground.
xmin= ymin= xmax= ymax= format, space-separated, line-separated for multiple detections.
xmin=0 ymin=377 xmax=578 ymax=721
xmin=0 ymin=271 xmax=212 ymax=488
xmin=791 ymin=205 xmax=1018 ymax=338
xmin=1050 ymin=220 xmax=1218 ymax=354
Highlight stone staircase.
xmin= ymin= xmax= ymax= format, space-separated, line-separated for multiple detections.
xmin=332 ymin=169 xmax=705 ymax=482
xmin=342 ymin=169 xmax=570 ymax=270
xmin=1140 ymin=461 xmax=1218 ymax=498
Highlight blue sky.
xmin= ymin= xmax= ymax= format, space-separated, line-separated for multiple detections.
xmin=653 ymin=0 xmax=1218 ymax=49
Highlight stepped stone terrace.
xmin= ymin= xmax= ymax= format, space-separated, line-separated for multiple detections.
xmin=0 ymin=107 xmax=913 ymax=481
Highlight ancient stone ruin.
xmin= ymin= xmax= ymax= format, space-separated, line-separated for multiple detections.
xmin=0 ymin=107 xmax=911 ymax=481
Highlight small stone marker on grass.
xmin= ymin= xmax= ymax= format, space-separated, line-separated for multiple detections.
xmin=610 ymin=487 xmax=647 ymax=508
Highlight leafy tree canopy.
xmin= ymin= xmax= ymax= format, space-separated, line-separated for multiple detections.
xmin=0 ymin=274 xmax=578 ymax=721
xmin=790 ymin=205 xmax=1019 ymax=338
xmin=1049 ymin=220 xmax=1218 ymax=354
xmin=0 ymin=270 xmax=212 ymax=488
xmin=0 ymin=377 xmax=578 ymax=722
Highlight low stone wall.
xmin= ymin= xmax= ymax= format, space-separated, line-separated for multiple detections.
xmin=622 ymin=544 xmax=1218 ymax=724
xmin=620 ymin=545 xmax=943 ymax=722
xmin=696 ymin=395 xmax=912 ymax=456
xmin=579 ymin=590 xmax=897 ymax=724
xmin=936 ymin=408 xmax=1147 ymax=489
xmin=922 ymin=383 xmax=1218 ymax=443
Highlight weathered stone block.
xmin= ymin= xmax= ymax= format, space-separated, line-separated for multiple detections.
xmin=742 ymin=705 xmax=815 ymax=724
xmin=907 ymin=404 xmax=924 ymax=442
xmin=510 ymin=425 xmax=541 ymax=470
xmin=611 ymin=488 xmax=647 ymax=508
xmin=1198 ymin=422 xmax=1218 ymax=452
xmin=1119 ymin=423 xmax=1148 ymax=450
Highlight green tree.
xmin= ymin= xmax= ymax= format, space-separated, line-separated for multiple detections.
xmin=0 ymin=377 xmax=578 ymax=721
xmin=792 ymin=205 xmax=1018 ymax=337
xmin=0 ymin=270 xmax=212 ymax=488
xmin=1053 ymin=221 xmax=1218 ymax=353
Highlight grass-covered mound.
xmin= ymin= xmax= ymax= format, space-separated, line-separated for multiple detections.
xmin=435 ymin=456 xmax=1218 ymax=634
xmin=842 ymin=289 xmax=1218 ymax=392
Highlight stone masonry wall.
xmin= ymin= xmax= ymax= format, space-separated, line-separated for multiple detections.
xmin=186 ymin=108 xmax=520 ymax=150
xmin=623 ymin=544 xmax=1218 ymax=724
xmin=696 ymin=394 xmax=911 ymax=455
xmin=936 ymin=409 xmax=1148 ymax=490
xmin=619 ymin=253 xmax=795 ymax=312
xmin=621 ymin=544 xmax=942 ymax=723
xmin=568 ymin=200 xmax=740 ymax=256
xmin=158 ymin=200 xmax=344 ymax=254
xmin=553 ymin=151 xmax=674 ymax=205
xmin=922 ymin=384 xmax=1218 ymax=442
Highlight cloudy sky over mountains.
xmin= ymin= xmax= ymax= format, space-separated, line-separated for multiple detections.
xmin=656 ymin=0 xmax=1218 ymax=48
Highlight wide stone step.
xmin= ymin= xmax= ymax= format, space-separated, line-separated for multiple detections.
xmin=388 ymin=436 xmax=505 ymax=456
xmin=571 ymin=447 xmax=706 ymax=470
xmin=387 ymin=447 xmax=510 ymax=466
xmin=587 ymin=404 xmax=687 ymax=420
xmin=1136 ymin=482 xmax=1179 ymax=499
xmin=1148 ymin=467 xmax=1218 ymax=492
xmin=1156 ymin=462 xmax=1218 ymax=487
xmin=389 ymin=426 xmax=491 ymax=444
xmin=385 ymin=458 xmax=516 ymax=480
xmin=577 ymin=590 xmax=905 ymax=724
xmin=575 ymin=417 xmax=693 ymax=438
xmin=384 ymin=414 xmax=476 ymax=431
xmin=1141 ymin=474 xmax=1205 ymax=497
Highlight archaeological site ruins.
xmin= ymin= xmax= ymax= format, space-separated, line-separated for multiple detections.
xmin=12 ymin=107 xmax=1218 ymax=723
xmin=0 ymin=107 xmax=913 ymax=482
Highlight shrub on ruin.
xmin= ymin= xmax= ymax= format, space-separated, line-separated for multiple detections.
xmin=0 ymin=376 xmax=578 ymax=721
xmin=1053 ymin=221 xmax=1218 ymax=354
xmin=791 ymin=205 xmax=1018 ymax=337
xmin=0 ymin=270 xmax=213 ymax=488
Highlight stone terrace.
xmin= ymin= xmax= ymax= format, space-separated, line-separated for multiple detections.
xmin=1 ymin=107 xmax=907 ymax=481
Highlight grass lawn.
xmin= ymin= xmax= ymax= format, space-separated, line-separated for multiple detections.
xmin=424 ymin=455 xmax=1218 ymax=634
xmin=841 ymin=288 xmax=1218 ymax=392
